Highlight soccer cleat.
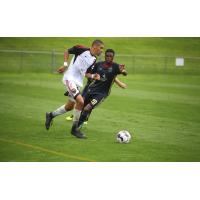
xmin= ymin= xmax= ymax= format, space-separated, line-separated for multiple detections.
xmin=71 ymin=130 xmax=86 ymax=139
xmin=66 ymin=115 xmax=73 ymax=121
xmin=71 ymin=123 xmax=86 ymax=139
xmin=45 ymin=112 xmax=54 ymax=130
xmin=64 ymin=91 xmax=69 ymax=96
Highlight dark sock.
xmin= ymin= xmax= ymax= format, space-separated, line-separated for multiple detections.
xmin=85 ymin=111 xmax=91 ymax=122
xmin=78 ymin=110 xmax=90 ymax=127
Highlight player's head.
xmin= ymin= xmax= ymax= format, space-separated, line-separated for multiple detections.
xmin=90 ymin=40 xmax=104 ymax=56
xmin=105 ymin=49 xmax=115 ymax=63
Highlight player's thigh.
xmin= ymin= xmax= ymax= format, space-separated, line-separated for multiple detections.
xmin=65 ymin=99 xmax=75 ymax=111
xmin=83 ymin=92 xmax=91 ymax=107
xmin=75 ymin=94 xmax=84 ymax=110
xmin=89 ymin=94 xmax=106 ymax=109
xmin=64 ymin=80 xmax=81 ymax=100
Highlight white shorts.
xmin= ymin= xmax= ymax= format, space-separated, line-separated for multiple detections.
xmin=63 ymin=80 xmax=81 ymax=101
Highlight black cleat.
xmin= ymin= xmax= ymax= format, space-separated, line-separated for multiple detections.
xmin=71 ymin=129 xmax=86 ymax=139
xmin=64 ymin=91 xmax=69 ymax=96
xmin=45 ymin=112 xmax=54 ymax=130
xmin=71 ymin=123 xmax=86 ymax=139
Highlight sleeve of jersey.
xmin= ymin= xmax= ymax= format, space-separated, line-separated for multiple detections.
xmin=79 ymin=62 xmax=96 ymax=77
xmin=116 ymin=64 xmax=122 ymax=74
xmin=68 ymin=45 xmax=88 ymax=55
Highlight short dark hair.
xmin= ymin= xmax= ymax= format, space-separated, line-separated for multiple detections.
xmin=105 ymin=49 xmax=115 ymax=56
xmin=92 ymin=39 xmax=104 ymax=46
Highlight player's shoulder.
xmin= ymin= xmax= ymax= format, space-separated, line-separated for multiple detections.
xmin=74 ymin=45 xmax=90 ymax=51
xmin=112 ymin=62 xmax=120 ymax=67
xmin=75 ymin=44 xmax=89 ymax=49
xmin=95 ymin=61 xmax=104 ymax=66
xmin=68 ymin=45 xmax=90 ymax=55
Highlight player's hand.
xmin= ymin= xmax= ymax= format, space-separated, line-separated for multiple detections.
xmin=119 ymin=64 xmax=125 ymax=72
xmin=93 ymin=73 xmax=100 ymax=80
xmin=120 ymin=83 xmax=127 ymax=89
xmin=121 ymin=70 xmax=127 ymax=76
xmin=119 ymin=64 xmax=127 ymax=76
xmin=57 ymin=66 xmax=66 ymax=73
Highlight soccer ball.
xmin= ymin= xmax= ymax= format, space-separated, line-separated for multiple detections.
xmin=116 ymin=130 xmax=131 ymax=143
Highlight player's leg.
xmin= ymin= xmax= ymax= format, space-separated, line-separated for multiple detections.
xmin=62 ymin=80 xmax=86 ymax=138
xmin=78 ymin=94 xmax=105 ymax=129
xmin=77 ymin=92 xmax=92 ymax=128
xmin=66 ymin=83 xmax=90 ymax=122
xmin=78 ymin=104 xmax=93 ymax=128
xmin=52 ymin=100 xmax=75 ymax=117
xmin=66 ymin=114 xmax=88 ymax=125
xmin=45 ymin=99 xmax=75 ymax=130
xmin=71 ymin=94 xmax=86 ymax=138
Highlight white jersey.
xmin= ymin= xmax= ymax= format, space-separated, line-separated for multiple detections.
xmin=63 ymin=45 xmax=96 ymax=87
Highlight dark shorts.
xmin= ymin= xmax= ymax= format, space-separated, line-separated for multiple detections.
xmin=84 ymin=92 xmax=107 ymax=109
xmin=82 ymin=83 xmax=90 ymax=98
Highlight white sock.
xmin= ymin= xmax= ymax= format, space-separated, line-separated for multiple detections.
xmin=52 ymin=105 xmax=67 ymax=117
xmin=73 ymin=109 xmax=81 ymax=122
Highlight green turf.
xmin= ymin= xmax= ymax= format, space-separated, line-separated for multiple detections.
xmin=0 ymin=73 xmax=199 ymax=161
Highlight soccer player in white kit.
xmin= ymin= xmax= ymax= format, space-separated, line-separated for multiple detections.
xmin=45 ymin=40 xmax=104 ymax=138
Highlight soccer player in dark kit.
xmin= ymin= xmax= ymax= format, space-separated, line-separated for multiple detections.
xmin=76 ymin=48 xmax=127 ymax=138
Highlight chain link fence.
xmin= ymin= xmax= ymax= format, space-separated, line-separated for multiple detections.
xmin=0 ymin=49 xmax=200 ymax=75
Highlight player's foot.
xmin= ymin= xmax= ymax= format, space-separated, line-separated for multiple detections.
xmin=66 ymin=115 xmax=73 ymax=121
xmin=45 ymin=112 xmax=54 ymax=130
xmin=71 ymin=130 xmax=86 ymax=139
xmin=71 ymin=124 xmax=86 ymax=139
xmin=84 ymin=121 xmax=88 ymax=125
xmin=64 ymin=91 xmax=69 ymax=96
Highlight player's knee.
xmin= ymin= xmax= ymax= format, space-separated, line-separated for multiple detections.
xmin=65 ymin=102 xmax=75 ymax=111
xmin=75 ymin=95 xmax=84 ymax=109
xmin=79 ymin=99 xmax=84 ymax=107
xmin=84 ymin=104 xmax=93 ymax=112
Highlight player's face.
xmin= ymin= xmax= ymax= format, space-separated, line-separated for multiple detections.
xmin=93 ymin=44 xmax=104 ymax=56
xmin=105 ymin=52 xmax=114 ymax=63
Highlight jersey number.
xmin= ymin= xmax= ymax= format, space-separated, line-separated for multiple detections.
xmin=91 ymin=99 xmax=98 ymax=105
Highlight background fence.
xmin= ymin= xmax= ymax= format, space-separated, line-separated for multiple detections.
xmin=0 ymin=49 xmax=200 ymax=75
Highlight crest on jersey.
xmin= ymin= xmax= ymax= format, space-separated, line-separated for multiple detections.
xmin=101 ymin=73 xmax=107 ymax=81
xmin=108 ymin=68 xmax=113 ymax=73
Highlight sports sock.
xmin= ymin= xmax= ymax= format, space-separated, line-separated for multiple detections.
xmin=73 ymin=109 xmax=81 ymax=122
xmin=78 ymin=110 xmax=90 ymax=127
xmin=52 ymin=105 xmax=67 ymax=117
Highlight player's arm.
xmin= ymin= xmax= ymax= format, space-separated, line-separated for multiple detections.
xmin=85 ymin=62 xmax=100 ymax=80
xmin=114 ymin=77 xmax=127 ymax=89
xmin=85 ymin=73 xmax=100 ymax=80
xmin=85 ymin=66 xmax=100 ymax=81
xmin=63 ymin=45 xmax=83 ymax=67
xmin=56 ymin=65 xmax=66 ymax=73
xmin=63 ymin=49 xmax=69 ymax=67
xmin=57 ymin=45 xmax=86 ymax=73
xmin=57 ymin=50 xmax=70 ymax=73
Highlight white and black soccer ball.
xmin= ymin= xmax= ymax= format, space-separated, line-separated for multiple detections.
xmin=116 ymin=130 xmax=131 ymax=143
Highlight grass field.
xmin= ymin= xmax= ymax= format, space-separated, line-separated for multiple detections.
xmin=0 ymin=72 xmax=200 ymax=161
xmin=1 ymin=37 xmax=200 ymax=56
